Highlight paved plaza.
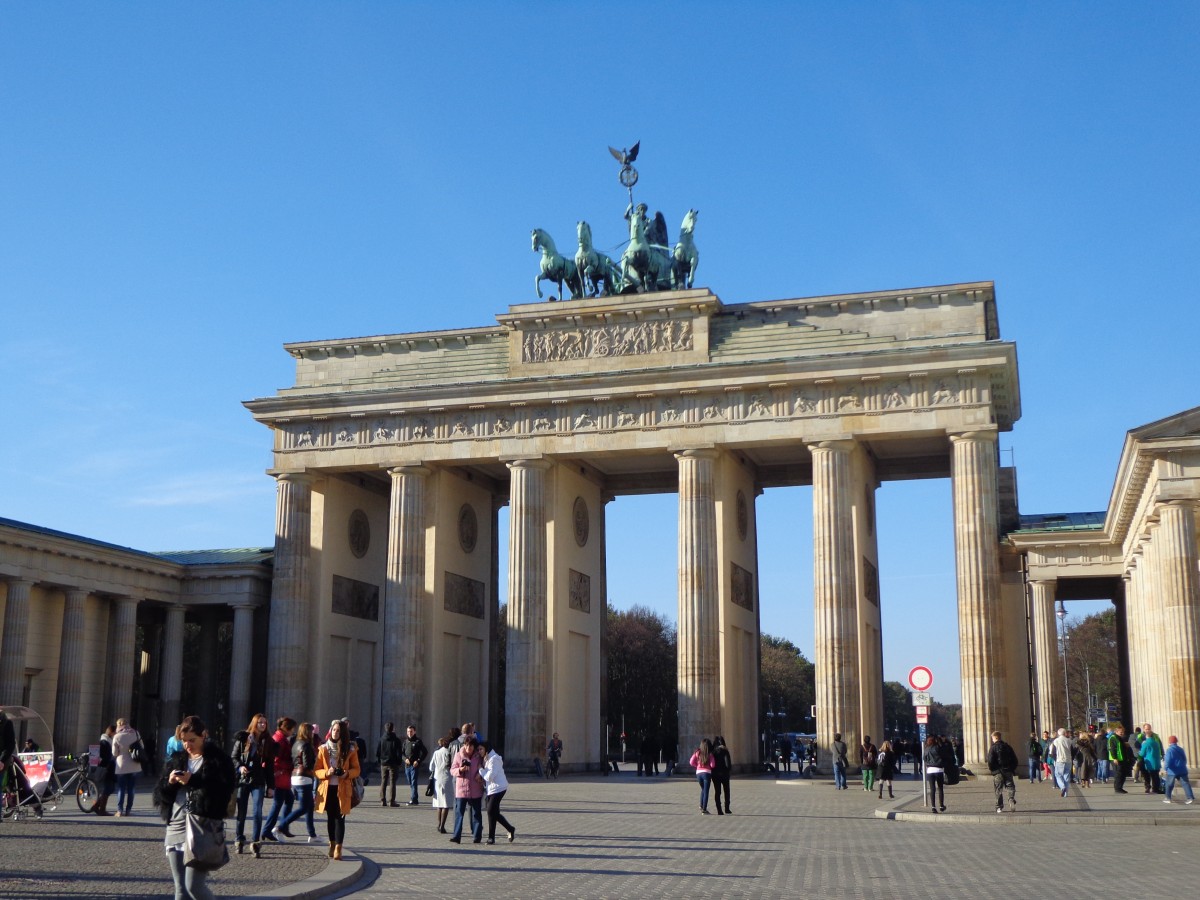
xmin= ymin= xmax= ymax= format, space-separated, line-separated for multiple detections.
xmin=4 ymin=768 xmax=1199 ymax=899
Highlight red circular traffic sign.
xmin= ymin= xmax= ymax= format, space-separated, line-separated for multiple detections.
xmin=908 ymin=666 xmax=933 ymax=691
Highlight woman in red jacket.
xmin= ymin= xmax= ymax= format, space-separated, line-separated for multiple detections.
xmin=263 ymin=717 xmax=296 ymax=841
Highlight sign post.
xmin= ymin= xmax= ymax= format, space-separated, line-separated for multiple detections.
xmin=908 ymin=666 xmax=934 ymax=808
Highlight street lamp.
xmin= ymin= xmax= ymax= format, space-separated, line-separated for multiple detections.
xmin=1057 ymin=600 xmax=1073 ymax=730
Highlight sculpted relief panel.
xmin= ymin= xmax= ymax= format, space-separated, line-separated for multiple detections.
xmin=522 ymin=319 xmax=693 ymax=363
xmin=278 ymin=372 xmax=977 ymax=451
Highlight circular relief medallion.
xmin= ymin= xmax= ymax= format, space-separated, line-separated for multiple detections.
xmin=736 ymin=490 xmax=748 ymax=542
xmin=348 ymin=509 xmax=370 ymax=559
xmin=458 ymin=503 xmax=478 ymax=554
xmin=573 ymin=496 xmax=590 ymax=547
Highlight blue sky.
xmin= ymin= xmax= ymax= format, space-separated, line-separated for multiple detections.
xmin=3 ymin=3 xmax=1197 ymax=704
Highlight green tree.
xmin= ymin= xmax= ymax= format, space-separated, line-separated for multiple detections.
xmin=881 ymin=681 xmax=917 ymax=742
xmin=605 ymin=605 xmax=677 ymax=755
xmin=759 ymin=634 xmax=815 ymax=742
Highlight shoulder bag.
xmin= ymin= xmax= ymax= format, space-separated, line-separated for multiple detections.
xmin=184 ymin=798 xmax=230 ymax=871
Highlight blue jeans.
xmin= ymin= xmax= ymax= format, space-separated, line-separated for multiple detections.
xmin=279 ymin=782 xmax=316 ymax=837
xmin=452 ymin=796 xmax=483 ymax=841
xmin=167 ymin=846 xmax=214 ymax=900
xmin=833 ymin=761 xmax=847 ymax=789
xmin=263 ymin=785 xmax=294 ymax=834
xmin=115 ymin=773 xmax=137 ymax=815
xmin=236 ymin=782 xmax=266 ymax=842
xmin=1028 ymin=758 xmax=1042 ymax=782
xmin=405 ymin=765 xmax=419 ymax=803
xmin=1054 ymin=762 xmax=1070 ymax=795
xmin=697 ymin=772 xmax=711 ymax=811
xmin=1165 ymin=772 xmax=1195 ymax=801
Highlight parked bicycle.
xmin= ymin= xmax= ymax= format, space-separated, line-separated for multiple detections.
xmin=1 ymin=705 xmax=99 ymax=821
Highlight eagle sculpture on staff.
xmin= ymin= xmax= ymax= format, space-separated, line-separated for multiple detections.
xmin=608 ymin=141 xmax=640 ymax=166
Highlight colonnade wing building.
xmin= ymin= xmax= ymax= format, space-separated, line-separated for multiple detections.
xmin=242 ymin=283 xmax=1025 ymax=768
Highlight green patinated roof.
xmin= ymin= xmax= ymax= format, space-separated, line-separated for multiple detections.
xmin=1012 ymin=511 xmax=1106 ymax=533
xmin=0 ymin=516 xmax=272 ymax=567
xmin=153 ymin=548 xmax=274 ymax=565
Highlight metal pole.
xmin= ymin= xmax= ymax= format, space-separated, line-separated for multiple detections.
xmin=1059 ymin=602 xmax=1073 ymax=731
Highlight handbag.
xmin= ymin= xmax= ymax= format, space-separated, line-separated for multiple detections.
xmin=350 ymin=776 xmax=365 ymax=809
xmin=184 ymin=809 xmax=230 ymax=871
xmin=425 ymin=775 xmax=435 ymax=798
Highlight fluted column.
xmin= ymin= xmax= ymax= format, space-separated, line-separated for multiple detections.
xmin=505 ymin=458 xmax=552 ymax=768
xmin=159 ymin=604 xmax=186 ymax=753
xmin=265 ymin=473 xmax=314 ymax=718
xmin=1128 ymin=551 xmax=1146 ymax=725
xmin=0 ymin=579 xmax=35 ymax=705
xmin=951 ymin=430 xmax=1007 ymax=766
xmin=810 ymin=440 xmax=861 ymax=770
xmin=107 ymin=597 xmax=140 ymax=722
xmin=383 ymin=465 xmax=431 ymax=731
xmin=228 ymin=603 xmax=256 ymax=727
xmin=1029 ymin=579 xmax=1061 ymax=733
xmin=1144 ymin=525 xmax=1168 ymax=730
xmin=54 ymin=589 xmax=89 ymax=751
xmin=676 ymin=449 xmax=721 ymax=765
xmin=1158 ymin=501 xmax=1200 ymax=753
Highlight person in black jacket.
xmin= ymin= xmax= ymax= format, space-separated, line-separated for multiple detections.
xmin=987 ymin=731 xmax=1019 ymax=812
xmin=377 ymin=723 xmax=403 ymax=807
xmin=154 ymin=715 xmax=235 ymax=900
xmin=401 ymin=725 xmax=429 ymax=807
xmin=711 ymin=736 xmax=733 ymax=814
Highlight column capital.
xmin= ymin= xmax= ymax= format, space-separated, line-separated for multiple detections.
xmin=274 ymin=471 xmax=316 ymax=486
xmin=949 ymin=429 xmax=998 ymax=445
xmin=3 ymin=577 xmax=35 ymax=591
xmin=673 ymin=447 xmax=720 ymax=462
xmin=229 ymin=601 xmax=258 ymax=612
xmin=807 ymin=439 xmax=856 ymax=455
xmin=388 ymin=464 xmax=432 ymax=479
xmin=63 ymin=587 xmax=90 ymax=601
xmin=505 ymin=457 xmax=554 ymax=471
xmin=1028 ymin=578 xmax=1057 ymax=588
xmin=113 ymin=595 xmax=140 ymax=609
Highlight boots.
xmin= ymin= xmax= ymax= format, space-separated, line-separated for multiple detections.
xmin=333 ymin=843 xmax=343 ymax=860
xmin=94 ymin=794 xmax=111 ymax=816
xmin=327 ymin=843 xmax=335 ymax=858
xmin=877 ymin=789 xmax=883 ymax=798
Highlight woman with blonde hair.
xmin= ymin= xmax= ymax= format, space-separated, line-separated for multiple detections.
xmin=231 ymin=712 xmax=276 ymax=857
xmin=315 ymin=719 xmax=361 ymax=859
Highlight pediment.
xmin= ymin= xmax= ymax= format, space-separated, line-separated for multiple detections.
xmin=1129 ymin=405 xmax=1200 ymax=442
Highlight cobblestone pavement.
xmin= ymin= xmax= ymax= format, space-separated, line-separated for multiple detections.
xmin=5 ymin=770 xmax=1200 ymax=899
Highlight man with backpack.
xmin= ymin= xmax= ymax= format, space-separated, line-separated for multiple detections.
xmin=1026 ymin=731 xmax=1043 ymax=783
xmin=988 ymin=731 xmax=1020 ymax=812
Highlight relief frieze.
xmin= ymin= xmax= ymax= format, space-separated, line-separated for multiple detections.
xmin=522 ymin=319 xmax=693 ymax=363
xmin=280 ymin=371 xmax=980 ymax=450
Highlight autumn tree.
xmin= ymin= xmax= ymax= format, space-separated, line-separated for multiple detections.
xmin=1061 ymin=607 xmax=1121 ymax=728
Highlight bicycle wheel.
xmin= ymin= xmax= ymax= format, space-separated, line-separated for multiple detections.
xmin=76 ymin=778 xmax=99 ymax=813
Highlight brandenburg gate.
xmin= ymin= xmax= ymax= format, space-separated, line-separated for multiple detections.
xmin=244 ymin=281 xmax=1024 ymax=769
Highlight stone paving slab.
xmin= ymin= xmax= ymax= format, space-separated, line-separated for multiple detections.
xmin=5 ymin=770 xmax=1200 ymax=899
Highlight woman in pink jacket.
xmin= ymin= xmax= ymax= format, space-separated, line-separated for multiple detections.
xmin=448 ymin=735 xmax=484 ymax=844
xmin=689 ymin=738 xmax=714 ymax=814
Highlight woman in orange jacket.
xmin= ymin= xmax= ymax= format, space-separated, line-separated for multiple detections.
xmin=315 ymin=719 xmax=361 ymax=860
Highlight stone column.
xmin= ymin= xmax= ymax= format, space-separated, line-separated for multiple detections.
xmin=265 ymin=473 xmax=314 ymax=719
xmin=1128 ymin=551 xmax=1146 ymax=725
xmin=0 ymin=579 xmax=34 ymax=705
xmin=676 ymin=449 xmax=721 ymax=765
xmin=107 ymin=597 xmax=140 ymax=722
xmin=1144 ymin=525 xmax=1167 ymax=730
xmin=228 ymin=603 xmax=256 ymax=728
xmin=950 ymin=430 xmax=1007 ymax=766
xmin=1158 ymin=501 xmax=1200 ymax=754
xmin=159 ymin=604 xmax=187 ymax=753
xmin=1029 ymin=579 xmax=1061 ymax=734
xmin=809 ymin=440 xmax=861 ymax=770
xmin=505 ymin=459 xmax=552 ymax=769
xmin=54 ymin=589 xmax=89 ymax=751
xmin=383 ymin=465 xmax=431 ymax=731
